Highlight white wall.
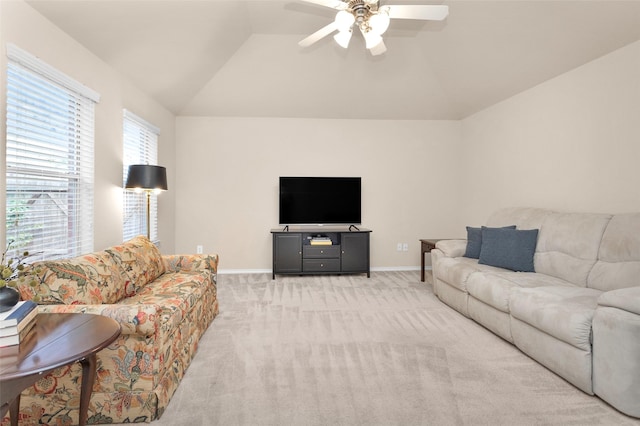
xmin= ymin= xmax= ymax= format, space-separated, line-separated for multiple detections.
xmin=175 ymin=117 xmax=462 ymax=271
xmin=0 ymin=0 xmax=177 ymax=252
xmin=175 ymin=40 xmax=640 ymax=272
xmin=460 ymin=40 xmax=640 ymax=225
xmin=3 ymin=1 xmax=639 ymax=270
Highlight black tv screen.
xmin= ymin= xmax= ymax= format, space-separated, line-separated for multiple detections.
xmin=279 ymin=177 xmax=361 ymax=225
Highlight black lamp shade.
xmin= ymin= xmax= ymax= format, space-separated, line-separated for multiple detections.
xmin=125 ymin=165 xmax=168 ymax=191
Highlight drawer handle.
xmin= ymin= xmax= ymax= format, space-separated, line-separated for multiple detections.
xmin=320 ymin=250 xmax=324 ymax=254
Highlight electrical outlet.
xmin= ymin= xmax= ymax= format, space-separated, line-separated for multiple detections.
xmin=196 ymin=245 xmax=203 ymax=254
xmin=396 ymin=243 xmax=402 ymax=251
xmin=402 ymin=243 xmax=409 ymax=252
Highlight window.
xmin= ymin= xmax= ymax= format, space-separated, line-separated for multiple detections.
xmin=5 ymin=44 xmax=99 ymax=260
xmin=122 ymin=110 xmax=160 ymax=241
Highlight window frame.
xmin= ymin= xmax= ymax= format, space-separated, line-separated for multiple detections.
xmin=122 ymin=110 xmax=161 ymax=242
xmin=5 ymin=44 xmax=99 ymax=260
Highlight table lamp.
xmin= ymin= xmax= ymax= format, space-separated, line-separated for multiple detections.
xmin=124 ymin=164 xmax=168 ymax=240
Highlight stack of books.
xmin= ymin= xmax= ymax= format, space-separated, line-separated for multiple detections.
xmin=0 ymin=300 xmax=38 ymax=347
xmin=310 ymin=237 xmax=332 ymax=246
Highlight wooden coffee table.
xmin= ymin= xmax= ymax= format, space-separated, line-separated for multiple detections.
xmin=0 ymin=313 xmax=121 ymax=426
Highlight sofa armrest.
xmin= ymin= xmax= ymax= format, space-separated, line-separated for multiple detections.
xmin=435 ymin=239 xmax=467 ymax=258
xmin=37 ymin=303 xmax=160 ymax=337
xmin=598 ymin=287 xmax=640 ymax=316
xmin=593 ymin=287 xmax=640 ymax=417
xmin=163 ymin=254 xmax=218 ymax=277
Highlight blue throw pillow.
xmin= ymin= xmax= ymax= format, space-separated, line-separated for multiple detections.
xmin=464 ymin=225 xmax=516 ymax=259
xmin=478 ymin=227 xmax=539 ymax=272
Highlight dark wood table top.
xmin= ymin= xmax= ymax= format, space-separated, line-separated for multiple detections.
xmin=420 ymin=238 xmax=443 ymax=246
xmin=0 ymin=313 xmax=121 ymax=381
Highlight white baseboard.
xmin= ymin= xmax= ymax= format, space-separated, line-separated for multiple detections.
xmin=218 ymin=266 xmax=431 ymax=275
xmin=371 ymin=266 xmax=427 ymax=272
xmin=218 ymin=269 xmax=272 ymax=275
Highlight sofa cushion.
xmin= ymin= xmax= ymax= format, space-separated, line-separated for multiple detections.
xmin=588 ymin=213 xmax=640 ymax=292
xmin=535 ymin=212 xmax=610 ymax=287
xmin=26 ymin=251 xmax=127 ymax=305
xmin=107 ymin=235 xmax=166 ymax=295
xmin=467 ymin=270 xmax=572 ymax=313
xmin=464 ymin=225 xmax=516 ymax=259
xmin=478 ymin=227 xmax=538 ymax=272
xmin=120 ymin=271 xmax=210 ymax=345
xmin=509 ymin=286 xmax=601 ymax=351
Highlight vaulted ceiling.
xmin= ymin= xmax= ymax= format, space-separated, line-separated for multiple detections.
xmin=25 ymin=0 xmax=640 ymax=120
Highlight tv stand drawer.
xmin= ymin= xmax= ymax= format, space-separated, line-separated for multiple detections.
xmin=303 ymin=245 xmax=341 ymax=259
xmin=303 ymin=259 xmax=340 ymax=272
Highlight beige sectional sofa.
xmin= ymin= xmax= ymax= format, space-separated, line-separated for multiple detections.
xmin=431 ymin=207 xmax=640 ymax=418
xmin=6 ymin=236 xmax=219 ymax=424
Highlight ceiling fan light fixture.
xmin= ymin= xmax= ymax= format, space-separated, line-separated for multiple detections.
xmin=369 ymin=10 xmax=390 ymax=35
xmin=333 ymin=30 xmax=353 ymax=48
xmin=299 ymin=0 xmax=450 ymax=55
xmin=364 ymin=31 xmax=383 ymax=49
xmin=335 ymin=10 xmax=355 ymax=31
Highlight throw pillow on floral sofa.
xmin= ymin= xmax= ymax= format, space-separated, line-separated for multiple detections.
xmin=4 ymin=236 xmax=219 ymax=425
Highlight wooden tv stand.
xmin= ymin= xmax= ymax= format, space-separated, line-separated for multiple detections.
xmin=271 ymin=227 xmax=372 ymax=279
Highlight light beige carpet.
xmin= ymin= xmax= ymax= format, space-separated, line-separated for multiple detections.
xmin=141 ymin=271 xmax=639 ymax=425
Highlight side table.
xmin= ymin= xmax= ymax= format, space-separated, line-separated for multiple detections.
xmin=420 ymin=239 xmax=442 ymax=282
xmin=0 ymin=313 xmax=121 ymax=426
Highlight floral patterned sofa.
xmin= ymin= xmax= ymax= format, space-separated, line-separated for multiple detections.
xmin=3 ymin=236 xmax=219 ymax=425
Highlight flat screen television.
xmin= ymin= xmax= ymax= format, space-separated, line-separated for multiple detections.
xmin=279 ymin=177 xmax=361 ymax=225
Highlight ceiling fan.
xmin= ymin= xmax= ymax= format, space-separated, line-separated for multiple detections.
xmin=298 ymin=0 xmax=449 ymax=56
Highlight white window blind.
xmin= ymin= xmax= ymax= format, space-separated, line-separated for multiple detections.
xmin=123 ymin=110 xmax=160 ymax=242
xmin=5 ymin=45 xmax=97 ymax=260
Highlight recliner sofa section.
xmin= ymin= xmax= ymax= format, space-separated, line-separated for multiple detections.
xmin=431 ymin=207 xmax=640 ymax=418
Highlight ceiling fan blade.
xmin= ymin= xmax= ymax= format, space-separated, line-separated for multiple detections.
xmin=298 ymin=22 xmax=339 ymax=47
xmin=369 ymin=39 xmax=387 ymax=56
xmin=299 ymin=0 xmax=347 ymax=10
xmin=386 ymin=5 xmax=449 ymax=21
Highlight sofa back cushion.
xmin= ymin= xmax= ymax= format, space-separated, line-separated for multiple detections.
xmin=25 ymin=251 xmax=127 ymax=305
xmin=588 ymin=213 xmax=640 ymax=291
xmin=534 ymin=211 xmax=611 ymax=287
xmin=106 ymin=235 xmax=166 ymax=296
xmin=487 ymin=207 xmax=611 ymax=286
